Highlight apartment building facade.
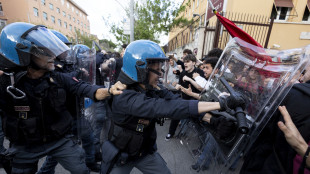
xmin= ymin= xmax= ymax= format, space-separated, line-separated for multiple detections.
xmin=168 ymin=0 xmax=310 ymax=59
xmin=0 ymin=0 xmax=90 ymax=41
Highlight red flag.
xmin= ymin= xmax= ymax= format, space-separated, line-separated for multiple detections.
xmin=215 ymin=12 xmax=274 ymax=62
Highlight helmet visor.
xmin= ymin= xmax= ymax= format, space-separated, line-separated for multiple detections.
xmin=22 ymin=26 xmax=69 ymax=58
xmin=146 ymin=59 xmax=169 ymax=87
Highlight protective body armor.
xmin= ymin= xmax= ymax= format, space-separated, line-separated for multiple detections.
xmin=109 ymin=86 xmax=163 ymax=159
xmin=4 ymin=71 xmax=72 ymax=145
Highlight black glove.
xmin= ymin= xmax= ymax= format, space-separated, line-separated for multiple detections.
xmin=218 ymin=93 xmax=246 ymax=112
xmin=210 ymin=116 xmax=236 ymax=139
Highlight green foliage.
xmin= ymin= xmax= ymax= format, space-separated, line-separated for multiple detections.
xmin=105 ymin=0 xmax=192 ymax=45
xmin=99 ymin=39 xmax=117 ymax=50
xmin=75 ymin=30 xmax=98 ymax=48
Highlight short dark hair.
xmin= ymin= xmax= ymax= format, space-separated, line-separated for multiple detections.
xmin=122 ymin=44 xmax=128 ymax=49
xmin=203 ymin=57 xmax=219 ymax=69
xmin=183 ymin=49 xmax=192 ymax=55
xmin=207 ymin=48 xmax=223 ymax=58
xmin=183 ymin=54 xmax=196 ymax=62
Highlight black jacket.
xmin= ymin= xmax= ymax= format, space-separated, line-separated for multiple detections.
xmin=241 ymin=81 xmax=310 ymax=174
xmin=179 ymin=67 xmax=204 ymax=100
xmin=1 ymin=71 xmax=99 ymax=146
xmin=110 ymin=85 xmax=199 ymax=158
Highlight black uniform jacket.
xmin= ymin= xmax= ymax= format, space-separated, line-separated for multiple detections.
xmin=110 ymin=86 xmax=199 ymax=157
xmin=1 ymin=71 xmax=100 ymax=146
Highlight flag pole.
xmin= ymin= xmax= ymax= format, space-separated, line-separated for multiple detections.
xmin=207 ymin=0 xmax=217 ymax=13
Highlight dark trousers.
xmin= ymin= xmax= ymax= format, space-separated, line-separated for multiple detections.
xmin=168 ymin=119 xmax=180 ymax=136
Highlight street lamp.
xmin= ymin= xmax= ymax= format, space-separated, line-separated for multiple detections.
xmin=193 ymin=13 xmax=202 ymax=27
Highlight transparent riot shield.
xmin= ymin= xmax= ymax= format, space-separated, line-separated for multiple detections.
xmin=99 ymin=57 xmax=116 ymax=88
xmin=178 ymin=37 xmax=310 ymax=173
xmin=74 ymin=44 xmax=97 ymax=136
xmin=75 ymin=45 xmax=96 ymax=85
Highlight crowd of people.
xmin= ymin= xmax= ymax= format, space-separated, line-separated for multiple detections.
xmin=0 ymin=21 xmax=308 ymax=174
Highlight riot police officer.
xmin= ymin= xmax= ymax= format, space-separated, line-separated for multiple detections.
xmin=102 ymin=40 xmax=245 ymax=174
xmin=0 ymin=22 xmax=125 ymax=174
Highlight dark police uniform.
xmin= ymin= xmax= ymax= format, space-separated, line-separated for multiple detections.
xmin=1 ymin=71 xmax=100 ymax=174
xmin=107 ymin=85 xmax=199 ymax=174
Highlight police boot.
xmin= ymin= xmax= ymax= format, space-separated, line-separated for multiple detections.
xmin=86 ymin=162 xmax=100 ymax=172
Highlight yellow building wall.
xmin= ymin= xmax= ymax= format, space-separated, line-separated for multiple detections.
xmin=169 ymin=0 xmax=310 ymax=50
xmin=269 ymin=23 xmax=310 ymax=49
xmin=169 ymin=0 xmax=208 ymax=41
xmin=0 ymin=0 xmax=29 ymax=23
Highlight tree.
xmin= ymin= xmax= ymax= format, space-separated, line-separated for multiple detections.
xmin=104 ymin=0 xmax=192 ymax=45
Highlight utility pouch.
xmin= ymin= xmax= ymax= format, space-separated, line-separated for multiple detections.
xmin=100 ymin=141 xmax=120 ymax=174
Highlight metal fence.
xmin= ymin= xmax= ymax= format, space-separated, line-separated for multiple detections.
xmin=202 ymin=12 xmax=274 ymax=57
xmin=167 ymin=12 xmax=274 ymax=58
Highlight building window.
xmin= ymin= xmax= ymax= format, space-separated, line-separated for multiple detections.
xmin=76 ymin=9 xmax=78 ymax=15
xmin=302 ymin=6 xmax=310 ymax=22
xmin=43 ymin=12 xmax=48 ymax=20
xmin=81 ymin=31 xmax=84 ymax=35
xmin=41 ymin=0 xmax=45 ymax=6
xmin=56 ymin=8 xmax=60 ymax=13
xmin=73 ymin=17 xmax=75 ymax=22
xmin=69 ymin=24 xmax=72 ymax=30
xmin=84 ymin=24 xmax=86 ymax=28
xmin=272 ymin=0 xmax=294 ymax=21
xmin=77 ymin=20 xmax=79 ymax=25
xmin=61 ymin=0 xmax=64 ymax=5
xmin=63 ymin=11 xmax=66 ymax=17
xmin=0 ymin=2 xmax=4 ymax=16
xmin=58 ymin=19 xmax=62 ymax=26
xmin=64 ymin=22 xmax=67 ymax=28
xmin=67 ymin=2 xmax=69 ymax=8
xmin=271 ymin=5 xmax=291 ymax=21
xmin=33 ymin=7 xmax=39 ymax=17
xmin=0 ymin=19 xmax=6 ymax=28
xmin=81 ymin=22 xmax=83 ymax=27
xmin=68 ymin=14 xmax=71 ymax=20
xmin=72 ymin=6 xmax=74 ymax=12
xmin=197 ymin=0 xmax=199 ymax=7
xmin=51 ymin=15 xmax=55 ymax=23
xmin=80 ymin=13 xmax=82 ymax=17
xmin=49 ymin=3 xmax=53 ymax=10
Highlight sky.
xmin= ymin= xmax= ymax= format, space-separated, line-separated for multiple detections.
xmin=73 ymin=0 xmax=183 ymax=46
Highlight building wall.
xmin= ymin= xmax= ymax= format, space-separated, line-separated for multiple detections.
xmin=0 ymin=0 xmax=29 ymax=23
xmin=169 ymin=0 xmax=208 ymax=41
xmin=0 ymin=0 xmax=90 ymax=40
xmin=169 ymin=0 xmax=310 ymax=56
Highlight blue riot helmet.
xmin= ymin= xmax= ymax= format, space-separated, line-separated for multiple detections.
xmin=50 ymin=30 xmax=72 ymax=46
xmin=50 ymin=29 xmax=75 ymax=64
xmin=0 ymin=22 xmax=69 ymax=69
xmin=118 ymin=40 xmax=168 ymax=85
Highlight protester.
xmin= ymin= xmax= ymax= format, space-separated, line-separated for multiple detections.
xmin=241 ymin=64 xmax=310 ymax=174
xmin=166 ymin=54 xmax=205 ymax=141
xmin=278 ymin=106 xmax=310 ymax=170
